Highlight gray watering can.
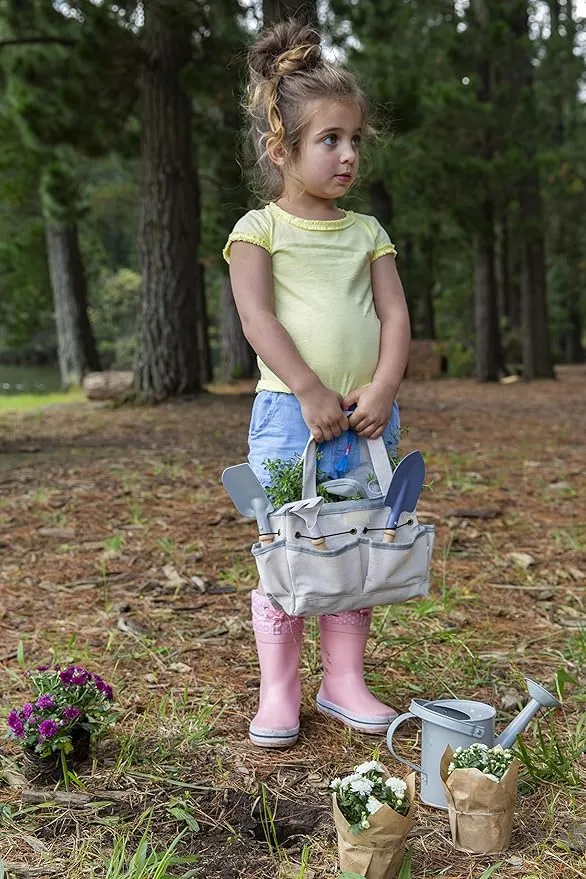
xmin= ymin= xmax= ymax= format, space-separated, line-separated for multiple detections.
xmin=386 ymin=678 xmax=560 ymax=809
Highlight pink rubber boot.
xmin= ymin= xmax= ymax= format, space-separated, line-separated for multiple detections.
xmin=249 ymin=590 xmax=304 ymax=748
xmin=316 ymin=609 xmax=397 ymax=734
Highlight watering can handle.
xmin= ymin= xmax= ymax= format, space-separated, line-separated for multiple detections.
xmin=386 ymin=712 xmax=423 ymax=775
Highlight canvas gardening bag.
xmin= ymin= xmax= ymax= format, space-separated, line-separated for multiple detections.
xmin=252 ymin=435 xmax=435 ymax=617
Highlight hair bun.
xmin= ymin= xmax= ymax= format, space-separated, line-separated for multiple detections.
xmin=249 ymin=19 xmax=321 ymax=81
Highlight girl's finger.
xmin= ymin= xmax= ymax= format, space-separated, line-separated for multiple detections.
xmin=349 ymin=413 xmax=369 ymax=432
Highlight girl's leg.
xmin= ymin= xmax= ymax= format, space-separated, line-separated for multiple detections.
xmin=316 ymin=609 xmax=397 ymax=734
xmin=249 ymin=589 xmax=304 ymax=748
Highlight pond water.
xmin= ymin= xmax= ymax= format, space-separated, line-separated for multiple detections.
xmin=0 ymin=364 xmax=62 ymax=395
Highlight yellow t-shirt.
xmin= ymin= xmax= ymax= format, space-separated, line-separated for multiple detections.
xmin=223 ymin=201 xmax=397 ymax=397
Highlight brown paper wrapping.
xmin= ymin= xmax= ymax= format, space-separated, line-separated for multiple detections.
xmin=440 ymin=746 xmax=521 ymax=854
xmin=332 ymin=772 xmax=416 ymax=879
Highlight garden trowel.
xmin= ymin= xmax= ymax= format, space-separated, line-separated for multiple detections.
xmin=289 ymin=497 xmax=326 ymax=549
xmin=382 ymin=450 xmax=425 ymax=543
xmin=221 ymin=464 xmax=274 ymax=544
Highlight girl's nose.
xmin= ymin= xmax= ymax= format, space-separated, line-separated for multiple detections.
xmin=340 ymin=141 xmax=357 ymax=163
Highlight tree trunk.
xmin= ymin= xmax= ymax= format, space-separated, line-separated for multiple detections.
xmin=495 ymin=213 xmax=510 ymax=324
xmin=421 ymin=233 xmax=436 ymax=340
xmin=136 ymin=1 xmax=204 ymax=401
xmin=471 ymin=0 xmax=502 ymax=381
xmin=474 ymin=199 xmax=503 ymax=381
xmin=45 ymin=220 xmax=101 ymax=388
xmin=221 ymin=276 xmax=258 ymax=380
xmin=508 ymin=2 xmax=555 ymax=379
xmin=263 ymin=0 xmax=318 ymax=26
xmin=197 ymin=263 xmax=214 ymax=384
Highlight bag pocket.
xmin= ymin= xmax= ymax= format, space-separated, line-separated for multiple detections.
xmin=362 ymin=526 xmax=434 ymax=605
xmin=285 ymin=537 xmax=363 ymax=616
xmin=251 ymin=539 xmax=295 ymax=614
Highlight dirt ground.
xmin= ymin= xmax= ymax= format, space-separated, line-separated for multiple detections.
xmin=0 ymin=367 xmax=584 ymax=879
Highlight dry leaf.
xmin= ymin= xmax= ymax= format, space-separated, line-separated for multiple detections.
xmin=163 ymin=564 xmax=187 ymax=587
xmin=169 ymin=661 xmax=192 ymax=674
xmin=507 ymin=551 xmax=535 ymax=569
xmin=38 ymin=527 xmax=76 ymax=539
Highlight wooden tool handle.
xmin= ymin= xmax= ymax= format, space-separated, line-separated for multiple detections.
xmin=382 ymin=529 xmax=396 ymax=544
xmin=311 ymin=537 xmax=327 ymax=550
xmin=259 ymin=533 xmax=274 ymax=545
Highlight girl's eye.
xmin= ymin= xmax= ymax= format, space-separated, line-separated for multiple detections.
xmin=323 ymin=134 xmax=338 ymax=145
xmin=352 ymin=135 xmax=362 ymax=148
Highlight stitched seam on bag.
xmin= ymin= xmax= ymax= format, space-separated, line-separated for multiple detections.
xmin=285 ymin=542 xmax=360 ymax=557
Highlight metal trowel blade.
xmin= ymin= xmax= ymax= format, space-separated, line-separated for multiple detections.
xmin=221 ymin=464 xmax=273 ymax=534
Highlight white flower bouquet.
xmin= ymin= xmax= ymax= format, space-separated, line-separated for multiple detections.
xmin=330 ymin=761 xmax=415 ymax=879
xmin=440 ymin=744 xmax=521 ymax=854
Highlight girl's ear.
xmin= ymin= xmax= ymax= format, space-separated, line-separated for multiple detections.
xmin=266 ymin=141 xmax=288 ymax=167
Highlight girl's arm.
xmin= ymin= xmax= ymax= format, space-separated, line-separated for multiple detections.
xmin=344 ymin=254 xmax=411 ymax=439
xmin=229 ymin=241 xmax=349 ymax=442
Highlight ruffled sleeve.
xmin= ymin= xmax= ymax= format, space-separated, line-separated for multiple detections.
xmin=369 ymin=218 xmax=397 ymax=262
xmin=222 ymin=208 xmax=273 ymax=263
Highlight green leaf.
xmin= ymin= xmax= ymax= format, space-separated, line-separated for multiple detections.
xmin=16 ymin=640 xmax=25 ymax=669
xmin=397 ymin=847 xmax=412 ymax=879
xmin=338 ymin=873 xmax=364 ymax=879
xmin=478 ymin=862 xmax=504 ymax=879
xmin=167 ymin=806 xmax=200 ymax=834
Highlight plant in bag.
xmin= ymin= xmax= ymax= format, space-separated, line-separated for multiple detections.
xmin=447 ymin=742 xmax=515 ymax=781
xmin=330 ymin=760 xmax=415 ymax=879
xmin=331 ymin=761 xmax=411 ymax=833
xmin=440 ymin=744 xmax=521 ymax=854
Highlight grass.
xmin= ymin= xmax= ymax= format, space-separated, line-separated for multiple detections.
xmin=1 ymin=375 xmax=585 ymax=879
xmin=0 ymin=387 xmax=85 ymax=411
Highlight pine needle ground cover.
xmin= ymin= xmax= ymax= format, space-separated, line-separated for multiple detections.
xmin=0 ymin=367 xmax=584 ymax=879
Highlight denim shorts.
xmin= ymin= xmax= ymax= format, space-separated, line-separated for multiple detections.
xmin=248 ymin=390 xmax=400 ymax=488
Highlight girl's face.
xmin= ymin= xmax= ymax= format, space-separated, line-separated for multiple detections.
xmin=285 ymin=98 xmax=362 ymax=202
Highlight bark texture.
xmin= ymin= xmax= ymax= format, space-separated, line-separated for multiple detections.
xmin=221 ymin=276 xmax=258 ymax=380
xmin=45 ymin=220 xmax=101 ymax=388
xmin=137 ymin=1 xmax=204 ymax=401
xmin=509 ymin=2 xmax=555 ymax=379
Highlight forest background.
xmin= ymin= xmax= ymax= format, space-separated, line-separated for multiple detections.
xmin=0 ymin=0 xmax=585 ymax=400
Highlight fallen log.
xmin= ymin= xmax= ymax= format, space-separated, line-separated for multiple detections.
xmin=83 ymin=370 xmax=134 ymax=401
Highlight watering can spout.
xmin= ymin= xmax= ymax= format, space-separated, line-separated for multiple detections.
xmin=495 ymin=678 xmax=561 ymax=749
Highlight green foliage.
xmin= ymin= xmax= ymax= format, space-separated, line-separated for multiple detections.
xmin=263 ymin=454 xmax=360 ymax=508
xmin=436 ymin=340 xmax=475 ymax=378
xmin=90 ymin=268 xmax=141 ymax=368
xmin=515 ymin=716 xmax=585 ymax=787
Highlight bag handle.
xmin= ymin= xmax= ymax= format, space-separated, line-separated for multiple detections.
xmin=301 ymin=431 xmax=393 ymax=499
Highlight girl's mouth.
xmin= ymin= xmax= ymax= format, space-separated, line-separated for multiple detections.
xmin=334 ymin=174 xmax=352 ymax=183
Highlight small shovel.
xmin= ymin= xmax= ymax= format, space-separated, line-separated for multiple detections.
xmin=382 ymin=451 xmax=425 ymax=543
xmin=289 ymin=497 xmax=326 ymax=550
xmin=221 ymin=464 xmax=274 ymax=544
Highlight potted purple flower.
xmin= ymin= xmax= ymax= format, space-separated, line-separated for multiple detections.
xmin=5 ymin=664 xmax=117 ymax=783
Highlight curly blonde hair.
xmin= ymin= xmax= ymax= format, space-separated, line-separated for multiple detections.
xmin=245 ymin=20 xmax=370 ymax=201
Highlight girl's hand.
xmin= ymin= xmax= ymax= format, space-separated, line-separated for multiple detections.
xmin=342 ymin=383 xmax=395 ymax=439
xmin=298 ymin=383 xmax=349 ymax=443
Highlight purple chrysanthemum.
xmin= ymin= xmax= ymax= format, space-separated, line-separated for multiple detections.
xmin=38 ymin=719 xmax=59 ymax=739
xmin=63 ymin=706 xmax=82 ymax=721
xmin=35 ymin=664 xmax=50 ymax=672
xmin=22 ymin=703 xmax=34 ymax=720
xmin=7 ymin=710 xmax=25 ymax=738
xmin=95 ymin=679 xmax=114 ymax=700
xmin=36 ymin=694 xmax=55 ymax=709
xmin=60 ymin=665 xmax=91 ymax=686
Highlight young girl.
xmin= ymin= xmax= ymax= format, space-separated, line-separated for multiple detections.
xmin=223 ymin=21 xmax=411 ymax=748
